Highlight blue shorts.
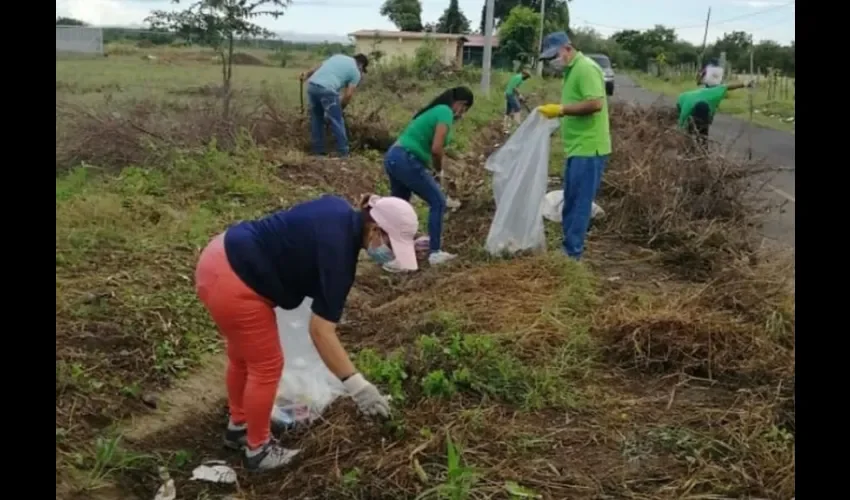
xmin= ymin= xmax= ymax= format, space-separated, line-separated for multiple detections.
xmin=505 ymin=94 xmax=521 ymax=115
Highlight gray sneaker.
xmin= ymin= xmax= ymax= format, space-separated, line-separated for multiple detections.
xmin=243 ymin=439 xmax=300 ymax=471
xmin=223 ymin=420 xmax=290 ymax=450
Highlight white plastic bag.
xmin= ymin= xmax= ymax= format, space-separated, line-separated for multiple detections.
xmin=702 ymin=64 xmax=724 ymax=87
xmin=485 ymin=112 xmax=560 ymax=255
xmin=540 ymin=190 xmax=605 ymax=223
xmin=274 ymin=298 xmax=346 ymax=421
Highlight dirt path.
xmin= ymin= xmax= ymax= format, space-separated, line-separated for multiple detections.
xmin=612 ymin=74 xmax=796 ymax=248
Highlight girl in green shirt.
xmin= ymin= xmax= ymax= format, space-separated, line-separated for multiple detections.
xmin=383 ymin=87 xmax=474 ymax=270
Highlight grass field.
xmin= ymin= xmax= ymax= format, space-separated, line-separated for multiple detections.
xmin=629 ymin=71 xmax=796 ymax=132
xmin=56 ymin=44 xmax=794 ymax=500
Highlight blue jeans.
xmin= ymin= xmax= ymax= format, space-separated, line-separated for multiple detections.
xmin=562 ymin=154 xmax=609 ymax=259
xmin=505 ymin=94 xmax=521 ymax=115
xmin=307 ymin=82 xmax=348 ymax=157
xmin=383 ymin=145 xmax=446 ymax=253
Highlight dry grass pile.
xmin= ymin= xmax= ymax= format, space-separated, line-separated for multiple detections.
xmin=598 ymin=102 xmax=777 ymax=278
xmin=594 ymin=103 xmax=793 ymax=390
xmin=55 ymin=94 xmax=396 ymax=173
xmin=229 ymin=52 xmax=268 ymax=66
xmin=586 ymin=103 xmax=794 ymax=498
xmin=596 ymin=278 xmax=793 ymax=385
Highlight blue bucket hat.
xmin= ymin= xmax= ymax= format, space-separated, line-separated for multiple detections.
xmin=540 ymin=31 xmax=571 ymax=60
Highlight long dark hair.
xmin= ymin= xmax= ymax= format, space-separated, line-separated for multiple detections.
xmin=413 ymin=86 xmax=475 ymax=119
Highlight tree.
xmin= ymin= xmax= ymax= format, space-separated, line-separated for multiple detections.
xmin=146 ymin=0 xmax=289 ymax=115
xmin=498 ymin=6 xmax=540 ymax=64
xmin=57 ymin=17 xmax=86 ymax=26
xmin=479 ymin=0 xmax=570 ymax=34
xmin=436 ymin=0 xmax=471 ymax=34
xmin=712 ymin=31 xmax=753 ymax=69
xmin=611 ymin=25 xmax=681 ymax=69
xmin=380 ymin=0 xmax=424 ymax=32
xmin=569 ymin=27 xmax=630 ymax=66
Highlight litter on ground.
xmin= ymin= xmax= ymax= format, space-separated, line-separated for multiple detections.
xmin=190 ymin=461 xmax=239 ymax=484
xmin=541 ymin=190 xmax=605 ymax=223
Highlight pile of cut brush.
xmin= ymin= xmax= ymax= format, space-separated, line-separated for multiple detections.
xmin=55 ymin=92 xmax=397 ymax=174
xmin=597 ymin=102 xmax=777 ymax=279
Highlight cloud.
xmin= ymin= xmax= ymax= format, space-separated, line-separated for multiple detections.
xmin=731 ymin=0 xmax=786 ymax=7
xmin=56 ymin=0 xmax=163 ymax=26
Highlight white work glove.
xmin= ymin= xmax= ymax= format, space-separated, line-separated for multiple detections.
xmin=446 ymin=197 xmax=461 ymax=212
xmin=343 ymin=373 xmax=391 ymax=418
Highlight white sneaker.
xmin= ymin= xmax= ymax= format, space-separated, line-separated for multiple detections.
xmin=244 ymin=439 xmax=300 ymax=471
xmin=428 ymin=251 xmax=456 ymax=266
xmin=381 ymin=260 xmax=410 ymax=274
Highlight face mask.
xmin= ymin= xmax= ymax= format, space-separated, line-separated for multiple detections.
xmin=367 ymin=244 xmax=394 ymax=265
xmin=549 ymin=58 xmax=565 ymax=71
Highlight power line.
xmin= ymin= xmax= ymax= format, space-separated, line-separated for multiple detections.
xmin=748 ymin=15 xmax=795 ymax=34
xmin=575 ymin=0 xmax=794 ymax=32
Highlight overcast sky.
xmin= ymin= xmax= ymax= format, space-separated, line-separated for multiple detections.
xmin=56 ymin=0 xmax=795 ymax=45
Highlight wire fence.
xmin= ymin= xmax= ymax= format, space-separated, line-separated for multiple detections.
xmin=646 ymin=61 xmax=794 ymax=101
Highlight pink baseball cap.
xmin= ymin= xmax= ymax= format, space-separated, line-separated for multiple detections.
xmin=368 ymin=195 xmax=419 ymax=271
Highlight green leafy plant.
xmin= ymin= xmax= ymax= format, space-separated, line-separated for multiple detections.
xmin=421 ymin=370 xmax=457 ymax=398
xmin=415 ymin=433 xmax=479 ymax=500
xmin=355 ymin=348 xmax=408 ymax=402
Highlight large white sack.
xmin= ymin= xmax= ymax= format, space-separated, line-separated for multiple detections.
xmin=702 ymin=65 xmax=724 ymax=87
xmin=484 ymin=112 xmax=560 ymax=255
xmin=274 ymin=298 xmax=346 ymax=420
xmin=541 ymin=190 xmax=606 ymax=223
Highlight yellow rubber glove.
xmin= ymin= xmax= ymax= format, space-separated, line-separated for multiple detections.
xmin=537 ymin=104 xmax=563 ymax=119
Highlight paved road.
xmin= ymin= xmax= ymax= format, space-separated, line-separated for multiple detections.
xmin=612 ymin=75 xmax=795 ymax=248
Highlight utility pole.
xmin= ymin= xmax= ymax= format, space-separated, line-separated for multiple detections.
xmin=748 ymin=47 xmax=754 ymax=161
xmin=481 ymin=0 xmax=496 ymax=94
xmin=536 ymin=0 xmax=546 ymax=76
xmin=697 ymin=7 xmax=711 ymax=70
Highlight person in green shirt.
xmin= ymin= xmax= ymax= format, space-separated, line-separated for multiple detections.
xmin=504 ymin=70 xmax=531 ymax=132
xmin=676 ymin=81 xmax=752 ymax=148
xmin=536 ymin=31 xmax=611 ymax=260
xmin=382 ymin=87 xmax=475 ymax=269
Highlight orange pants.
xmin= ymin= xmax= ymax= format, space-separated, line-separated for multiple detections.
xmin=195 ymin=233 xmax=284 ymax=449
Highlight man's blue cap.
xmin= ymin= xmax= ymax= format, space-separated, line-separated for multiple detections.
xmin=540 ymin=31 xmax=571 ymax=60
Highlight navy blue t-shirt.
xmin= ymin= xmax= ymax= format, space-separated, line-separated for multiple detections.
xmin=224 ymin=195 xmax=364 ymax=323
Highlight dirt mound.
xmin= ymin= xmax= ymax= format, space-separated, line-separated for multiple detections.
xmin=230 ymin=52 xmax=267 ymax=66
xmin=167 ymin=84 xmax=226 ymax=97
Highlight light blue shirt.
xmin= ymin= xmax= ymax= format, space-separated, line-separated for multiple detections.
xmin=308 ymin=54 xmax=362 ymax=93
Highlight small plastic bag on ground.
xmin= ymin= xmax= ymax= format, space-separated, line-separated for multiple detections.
xmin=485 ymin=112 xmax=560 ymax=255
xmin=274 ymin=298 xmax=346 ymax=424
xmin=540 ymin=190 xmax=606 ymax=223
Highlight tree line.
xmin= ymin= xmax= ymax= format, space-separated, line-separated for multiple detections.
xmin=57 ymin=0 xmax=794 ymax=76
xmin=570 ymin=25 xmax=794 ymax=76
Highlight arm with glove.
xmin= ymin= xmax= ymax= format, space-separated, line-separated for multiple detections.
xmin=309 ymin=314 xmax=391 ymax=418
xmin=537 ymin=99 xmax=604 ymax=119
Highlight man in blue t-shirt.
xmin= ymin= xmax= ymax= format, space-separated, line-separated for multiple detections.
xmin=300 ymin=54 xmax=368 ymax=158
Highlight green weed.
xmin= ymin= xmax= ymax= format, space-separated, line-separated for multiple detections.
xmin=354 ymin=348 xmax=408 ymax=403
xmin=79 ymin=435 xmax=155 ymax=490
xmin=415 ymin=433 xmax=480 ymax=500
